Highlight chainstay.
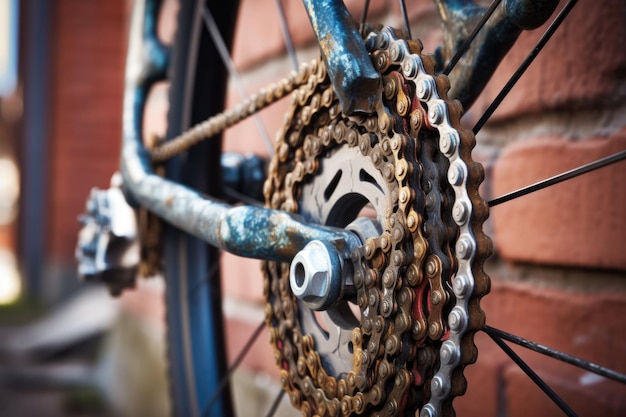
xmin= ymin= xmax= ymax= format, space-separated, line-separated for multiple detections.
xmin=263 ymin=26 xmax=491 ymax=417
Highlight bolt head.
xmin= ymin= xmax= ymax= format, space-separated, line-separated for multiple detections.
xmin=290 ymin=240 xmax=342 ymax=310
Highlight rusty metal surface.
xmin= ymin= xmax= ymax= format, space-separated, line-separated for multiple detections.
xmin=435 ymin=0 xmax=559 ymax=109
xmin=262 ymin=26 xmax=491 ymax=417
xmin=150 ymin=0 xmax=564 ymax=164
xmin=118 ymin=0 xmax=359 ymax=265
xmin=302 ymin=0 xmax=382 ymax=114
xmin=102 ymin=1 xmax=572 ymax=415
xmin=149 ymin=63 xmax=313 ymax=162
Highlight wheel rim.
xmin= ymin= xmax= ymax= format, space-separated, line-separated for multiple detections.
xmin=162 ymin=1 xmax=239 ymax=416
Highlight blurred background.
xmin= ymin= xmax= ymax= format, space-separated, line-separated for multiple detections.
xmin=0 ymin=1 xmax=135 ymax=416
xmin=0 ymin=0 xmax=625 ymax=416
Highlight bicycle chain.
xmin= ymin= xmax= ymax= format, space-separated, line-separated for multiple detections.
xmin=263 ymin=26 xmax=491 ymax=417
xmin=149 ymin=63 xmax=315 ymax=162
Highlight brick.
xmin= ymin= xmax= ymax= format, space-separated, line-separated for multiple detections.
xmin=222 ymin=41 xmax=322 ymax=156
xmin=505 ymin=356 xmax=626 ymax=417
xmin=491 ymin=132 xmax=626 ymax=271
xmin=224 ymin=310 xmax=280 ymax=380
xmin=223 ymin=278 xmax=626 ymax=414
xmin=47 ymin=0 xmax=127 ymax=262
xmin=454 ymin=331 xmax=508 ymax=417
xmin=222 ymin=89 xmax=293 ymax=158
xmin=406 ymin=2 xmax=442 ymax=56
xmin=231 ymin=0 xmax=285 ymax=71
xmin=389 ymin=0 xmax=435 ymax=23
xmin=283 ymin=0 xmax=389 ymax=49
xmin=221 ymin=253 xmax=265 ymax=304
xmin=465 ymin=278 xmax=626 ymax=416
xmin=472 ymin=0 xmax=626 ymax=123
xmin=483 ymin=278 xmax=626 ymax=360
xmin=224 ymin=47 xmax=292 ymax=150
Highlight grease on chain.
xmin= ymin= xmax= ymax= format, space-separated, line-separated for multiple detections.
xmin=263 ymin=26 xmax=490 ymax=417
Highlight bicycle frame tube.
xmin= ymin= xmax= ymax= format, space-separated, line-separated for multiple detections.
xmin=302 ymin=0 xmax=382 ymax=114
xmin=121 ymin=0 xmax=560 ymax=263
xmin=433 ymin=0 xmax=559 ymax=108
xmin=302 ymin=0 xmax=559 ymax=111
xmin=121 ymin=0 xmax=360 ymax=264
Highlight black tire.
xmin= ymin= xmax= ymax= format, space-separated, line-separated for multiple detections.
xmin=163 ymin=1 xmax=240 ymax=416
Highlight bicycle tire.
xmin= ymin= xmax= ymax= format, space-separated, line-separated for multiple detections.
xmin=163 ymin=1 xmax=239 ymax=416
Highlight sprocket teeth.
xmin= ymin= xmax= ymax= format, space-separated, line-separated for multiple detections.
xmin=263 ymin=25 xmax=491 ymax=417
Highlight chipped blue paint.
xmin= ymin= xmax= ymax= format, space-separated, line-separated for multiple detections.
xmin=120 ymin=0 xmax=360 ymax=264
xmin=303 ymin=0 xmax=381 ymax=114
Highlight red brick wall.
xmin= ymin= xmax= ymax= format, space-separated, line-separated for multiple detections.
xmin=46 ymin=0 xmax=128 ymax=263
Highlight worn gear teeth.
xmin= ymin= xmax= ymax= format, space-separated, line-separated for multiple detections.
xmin=263 ymin=25 xmax=491 ymax=417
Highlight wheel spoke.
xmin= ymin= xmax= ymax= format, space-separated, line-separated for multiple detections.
xmin=485 ymin=329 xmax=579 ymax=417
xmin=398 ymin=0 xmax=412 ymax=39
xmin=223 ymin=187 xmax=265 ymax=206
xmin=360 ymin=0 xmax=371 ymax=34
xmin=473 ymin=0 xmax=578 ymax=134
xmin=202 ymin=320 xmax=267 ymax=417
xmin=488 ymin=150 xmax=626 ymax=207
xmin=264 ymin=389 xmax=286 ymax=417
xmin=484 ymin=326 xmax=626 ymax=384
xmin=441 ymin=0 xmax=502 ymax=76
xmin=202 ymin=7 xmax=274 ymax=156
xmin=275 ymin=0 xmax=298 ymax=71
xmin=187 ymin=261 xmax=221 ymax=298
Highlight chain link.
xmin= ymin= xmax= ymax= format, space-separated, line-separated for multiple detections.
xmin=263 ymin=26 xmax=490 ymax=417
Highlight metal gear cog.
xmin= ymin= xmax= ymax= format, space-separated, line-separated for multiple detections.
xmin=263 ymin=26 xmax=491 ymax=417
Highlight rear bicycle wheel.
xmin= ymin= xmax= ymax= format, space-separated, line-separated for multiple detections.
xmin=162 ymin=1 xmax=239 ymax=416
xmin=158 ymin=1 xmax=491 ymax=415
xmin=137 ymin=1 xmax=626 ymax=416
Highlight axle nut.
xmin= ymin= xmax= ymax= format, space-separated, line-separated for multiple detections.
xmin=290 ymin=240 xmax=343 ymax=310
